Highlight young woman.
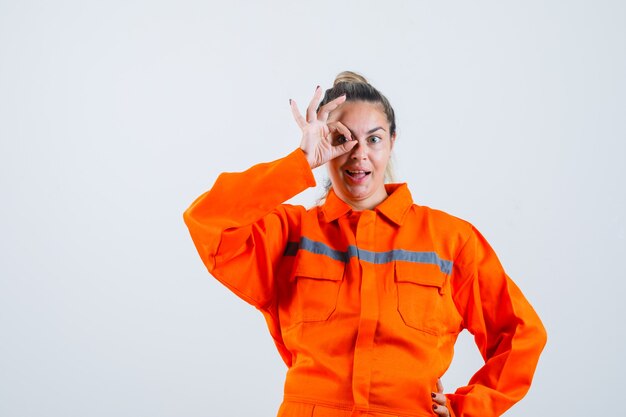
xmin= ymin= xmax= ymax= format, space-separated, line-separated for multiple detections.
xmin=184 ymin=72 xmax=546 ymax=417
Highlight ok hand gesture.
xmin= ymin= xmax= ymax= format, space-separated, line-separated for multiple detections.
xmin=290 ymin=86 xmax=357 ymax=169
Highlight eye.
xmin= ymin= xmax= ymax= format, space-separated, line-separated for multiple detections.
xmin=334 ymin=135 xmax=348 ymax=145
xmin=368 ymin=136 xmax=382 ymax=144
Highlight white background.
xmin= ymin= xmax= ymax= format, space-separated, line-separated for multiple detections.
xmin=1 ymin=1 xmax=625 ymax=416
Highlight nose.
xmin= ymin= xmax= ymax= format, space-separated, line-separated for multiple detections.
xmin=350 ymin=140 xmax=367 ymax=160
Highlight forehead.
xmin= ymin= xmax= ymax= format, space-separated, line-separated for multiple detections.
xmin=328 ymin=101 xmax=388 ymax=128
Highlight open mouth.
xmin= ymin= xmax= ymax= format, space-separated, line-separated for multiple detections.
xmin=345 ymin=170 xmax=371 ymax=180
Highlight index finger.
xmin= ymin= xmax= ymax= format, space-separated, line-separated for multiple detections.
xmin=317 ymin=94 xmax=347 ymax=123
xmin=328 ymin=121 xmax=353 ymax=143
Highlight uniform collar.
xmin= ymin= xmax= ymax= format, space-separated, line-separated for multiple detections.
xmin=321 ymin=183 xmax=414 ymax=226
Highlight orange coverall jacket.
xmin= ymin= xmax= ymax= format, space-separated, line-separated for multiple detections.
xmin=183 ymin=149 xmax=547 ymax=417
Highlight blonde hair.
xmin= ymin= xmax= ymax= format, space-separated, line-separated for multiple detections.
xmin=333 ymin=70 xmax=369 ymax=85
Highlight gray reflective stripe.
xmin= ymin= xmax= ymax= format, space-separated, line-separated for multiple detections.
xmin=284 ymin=237 xmax=453 ymax=274
xmin=300 ymin=237 xmax=348 ymax=263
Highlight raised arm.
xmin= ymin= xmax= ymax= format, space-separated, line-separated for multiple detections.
xmin=183 ymin=148 xmax=315 ymax=308
xmin=183 ymin=86 xmax=357 ymax=308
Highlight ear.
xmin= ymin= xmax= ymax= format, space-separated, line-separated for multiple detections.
xmin=390 ymin=132 xmax=397 ymax=149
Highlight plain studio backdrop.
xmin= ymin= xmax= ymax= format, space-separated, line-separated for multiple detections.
xmin=1 ymin=1 xmax=624 ymax=416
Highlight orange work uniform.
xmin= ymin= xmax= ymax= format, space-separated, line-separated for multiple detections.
xmin=183 ymin=149 xmax=547 ymax=417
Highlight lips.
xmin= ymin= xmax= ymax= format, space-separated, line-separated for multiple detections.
xmin=345 ymin=169 xmax=371 ymax=180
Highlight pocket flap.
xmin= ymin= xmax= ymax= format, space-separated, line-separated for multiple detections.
xmin=290 ymin=249 xmax=345 ymax=282
xmin=394 ymin=260 xmax=447 ymax=289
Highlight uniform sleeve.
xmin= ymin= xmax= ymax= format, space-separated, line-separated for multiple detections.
xmin=447 ymin=226 xmax=547 ymax=417
xmin=183 ymin=149 xmax=316 ymax=309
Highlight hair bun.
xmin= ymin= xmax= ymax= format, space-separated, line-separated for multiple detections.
xmin=333 ymin=71 xmax=368 ymax=86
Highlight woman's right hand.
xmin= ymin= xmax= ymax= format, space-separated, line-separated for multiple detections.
xmin=290 ymin=86 xmax=357 ymax=169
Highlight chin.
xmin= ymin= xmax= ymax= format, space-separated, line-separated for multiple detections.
xmin=343 ymin=187 xmax=373 ymax=202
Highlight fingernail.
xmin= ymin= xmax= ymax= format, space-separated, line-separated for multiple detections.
xmin=431 ymin=392 xmax=436 ymax=398
xmin=432 ymin=404 xmax=438 ymax=410
xmin=316 ymin=85 xmax=320 ymax=90
xmin=289 ymin=99 xmax=292 ymax=105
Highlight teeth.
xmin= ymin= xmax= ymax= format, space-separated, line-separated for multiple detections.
xmin=345 ymin=170 xmax=370 ymax=179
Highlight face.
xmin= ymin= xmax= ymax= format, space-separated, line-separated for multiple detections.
xmin=327 ymin=101 xmax=395 ymax=211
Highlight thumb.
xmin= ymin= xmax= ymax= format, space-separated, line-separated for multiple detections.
xmin=330 ymin=139 xmax=357 ymax=159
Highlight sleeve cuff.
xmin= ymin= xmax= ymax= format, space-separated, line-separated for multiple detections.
xmin=291 ymin=148 xmax=316 ymax=188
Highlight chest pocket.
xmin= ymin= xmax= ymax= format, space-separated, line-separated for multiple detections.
xmin=288 ymin=252 xmax=345 ymax=324
xmin=395 ymin=261 xmax=461 ymax=336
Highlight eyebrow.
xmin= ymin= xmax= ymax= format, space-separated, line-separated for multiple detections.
xmin=344 ymin=126 xmax=387 ymax=136
xmin=367 ymin=126 xmax=386 ymax=134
